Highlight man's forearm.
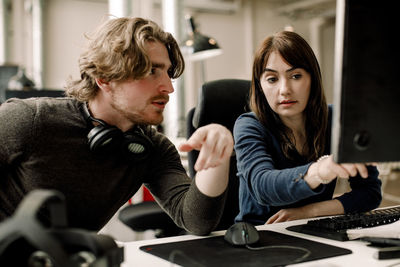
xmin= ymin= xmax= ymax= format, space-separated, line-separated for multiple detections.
xmin=195 ymin=159 xmax=230 ymax=197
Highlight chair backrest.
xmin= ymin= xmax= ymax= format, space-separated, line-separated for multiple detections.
xmin=186 ymin=78 xmax=251 ymax=230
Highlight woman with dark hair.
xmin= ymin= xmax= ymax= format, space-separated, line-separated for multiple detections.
xmin=234 ymin=31 xmax=381 ymax=225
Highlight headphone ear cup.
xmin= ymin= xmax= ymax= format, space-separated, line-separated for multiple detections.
xmin=87 ymin=125 xmax=123 ymax=153
xmin=122 ymin=128 xmax=153 ymax=160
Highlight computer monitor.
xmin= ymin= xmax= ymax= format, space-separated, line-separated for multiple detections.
xmin=331 ymin=0 xmax=400 ymax=163
xmin=0 ymin=65 xmax=19 ymax=103
xmin=5 ymin=89 xmax=65 ymax=99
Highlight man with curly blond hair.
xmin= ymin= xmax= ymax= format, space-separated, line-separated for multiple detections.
xmin=0 ymin=17 xmax=233 ymax=235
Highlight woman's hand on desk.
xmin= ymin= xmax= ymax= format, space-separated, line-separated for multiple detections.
xmin=266 ymin=199 xmax=345 ymax=224
xmin=266 ymin=206 xmax=309 ymax=224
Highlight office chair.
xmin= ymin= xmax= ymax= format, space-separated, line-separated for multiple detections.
xmin=118 ymin=197 xmax=184 ymax=238
xmin=187 ymin=78 xmax=250 ymax=230
xmin=118 ymin=78 xmax=250 ymax=236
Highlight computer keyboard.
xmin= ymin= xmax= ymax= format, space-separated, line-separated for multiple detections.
xmin=286 ymin=206 xmax=400 ymax=241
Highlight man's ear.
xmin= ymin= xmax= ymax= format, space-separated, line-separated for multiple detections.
xmin=95 ymin=78 xmax=111 ymax=92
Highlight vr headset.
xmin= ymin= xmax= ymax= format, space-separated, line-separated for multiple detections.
xmin=0 ymin=189 xmax=124 ymax=267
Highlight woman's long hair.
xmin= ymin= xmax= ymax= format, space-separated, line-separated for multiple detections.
xmin=250 ymin=31 xmax=328 ymax=161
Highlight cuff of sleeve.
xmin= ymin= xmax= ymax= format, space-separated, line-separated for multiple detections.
xmin=293 ymin=163 xmax=324 ymax=195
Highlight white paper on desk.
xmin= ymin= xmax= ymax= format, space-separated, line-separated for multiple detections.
xmin=347 ymin=220 xmax=400 ymax=240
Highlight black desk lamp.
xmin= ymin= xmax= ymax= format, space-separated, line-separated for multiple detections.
xmin=181 ymin=15 xmax=223 ymax=62
xmin=181 ymin=15 xmax=223 ymax=85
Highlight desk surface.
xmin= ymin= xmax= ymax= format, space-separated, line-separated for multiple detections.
xmin=120 ymin=219 xmax=400 ymax=267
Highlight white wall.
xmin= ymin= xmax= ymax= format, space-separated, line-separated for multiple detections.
xmin=182 ymin=0 xmax=335 ymax=110
xmin=4 ymin=0 xmax=336 ymax=104
xmin=43 ymin=0 xmax=109 ymax=89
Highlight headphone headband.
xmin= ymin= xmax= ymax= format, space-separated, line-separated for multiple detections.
xmin=80 ymin=102 xmax=107 ymax=126
xmin=79 ymin=102 xmax=153 ymax=160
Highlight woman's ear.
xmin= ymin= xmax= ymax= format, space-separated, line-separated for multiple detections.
xmin=95 ymin=78 xmax=111 ymax=92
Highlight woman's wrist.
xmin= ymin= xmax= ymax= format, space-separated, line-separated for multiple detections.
xmin=304 ymin=163 xmax=323 ymax=189
xmin=315 ymin=155 xmax=331 ymax=184
xmin=304 ymin=156 xmax=332 ymax=188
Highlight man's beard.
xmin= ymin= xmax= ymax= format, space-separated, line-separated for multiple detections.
xmin=110 ymin=100 xmax=163 ymax=126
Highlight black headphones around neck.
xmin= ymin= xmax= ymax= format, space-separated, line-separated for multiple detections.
xmin=80 ymin=102 xmax=153 ymax=160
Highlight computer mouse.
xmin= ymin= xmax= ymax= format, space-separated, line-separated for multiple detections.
xmin=224 ymin=222 xmax=260 ymax=246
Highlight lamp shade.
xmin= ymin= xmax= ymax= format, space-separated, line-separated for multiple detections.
xmin=181 ymin=15 xmax=223 ymax=62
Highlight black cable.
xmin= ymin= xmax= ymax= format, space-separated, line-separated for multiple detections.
xmin=245 ymin=244 xmax=312 ymax=264
xmin=167 ymin=244 xmax=311 ymax=266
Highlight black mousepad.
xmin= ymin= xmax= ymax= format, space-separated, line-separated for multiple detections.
xmin=139 ymin=230 xmax=352 ymax=266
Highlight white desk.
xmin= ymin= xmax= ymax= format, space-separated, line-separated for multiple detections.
xmin=120 ymin=219 xmax=400 ymax=267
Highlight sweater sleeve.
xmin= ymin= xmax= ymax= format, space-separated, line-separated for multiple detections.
xmin=233 ymin=113 xmax=322 ymax=207
xmin=0 ymin=99 xmax=35 ymax=169
xmin=335 ymin=166 xmax=382 ymax=213
xmin=143 ymin=129 xmax=226 ymax=235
